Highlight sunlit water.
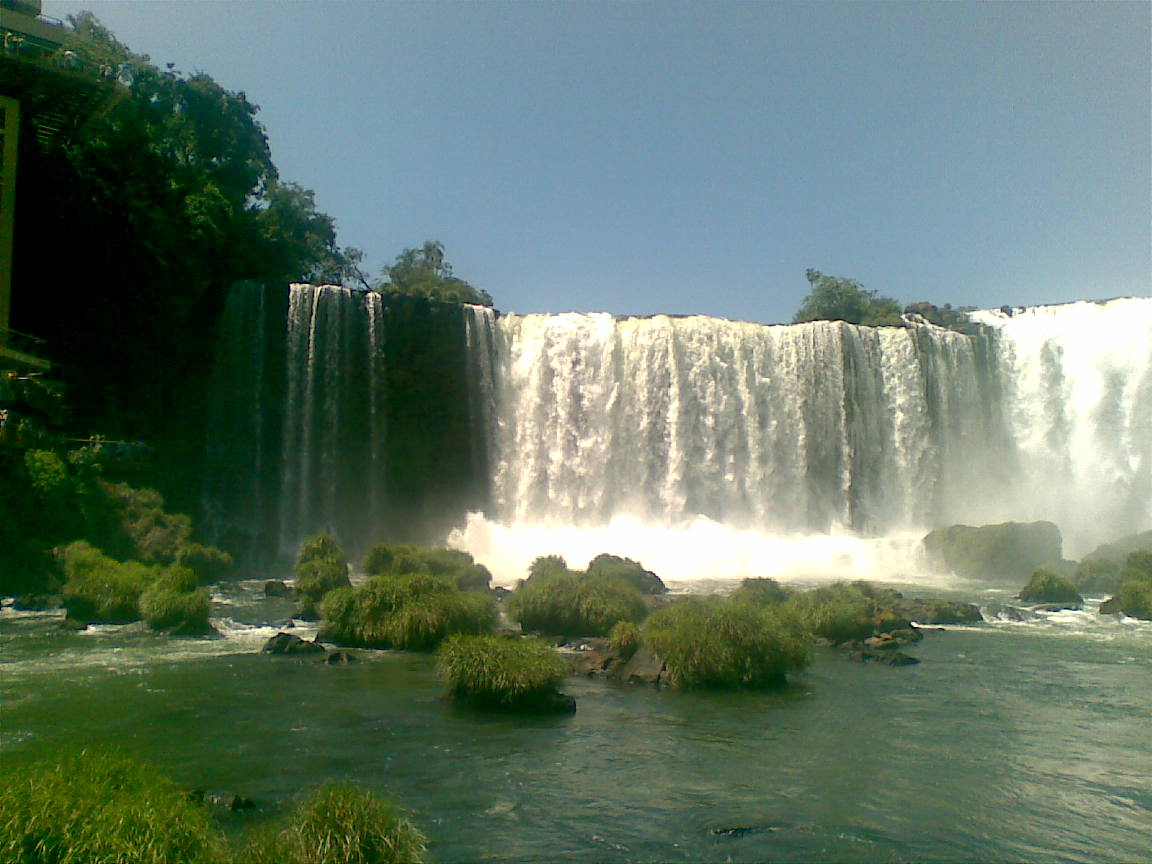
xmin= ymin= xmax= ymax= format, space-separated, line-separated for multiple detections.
xmin=2 ymin=579 xmax=1149 ymax=863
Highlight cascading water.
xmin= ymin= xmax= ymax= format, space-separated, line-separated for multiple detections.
xmin=206 ymin=287 xmax=1150 ymax=583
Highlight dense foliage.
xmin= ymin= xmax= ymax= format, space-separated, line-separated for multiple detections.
xmin=437 ymin=634 xmax=569 ymax=710
xmin=1111 ymin=551 xmax=1152 ymax=620
xmin=320 ymin=572 xmax=496 ymax=651
xmin=642 ymin=596 xmax=811 ymax=689
xmin=362 ymin=543 xmax=492 ymax=591
xmin=508 ymin=556 xmax=648 ymax=636
xmin=293 ymin=534 xmax=352 ymax=612
xmin=1018 ymin=568 xmax=1083 ymax=605
xmin=0 ymin=751 xmax=224 ymax=864
xmin=377 ymin=241 xmax=493 ymax=306
xmin=793 ymin=269 xmax=903 ymax=327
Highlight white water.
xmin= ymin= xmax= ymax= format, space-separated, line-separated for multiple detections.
xmin=450 ymin=298 xmax=1151 ymax=583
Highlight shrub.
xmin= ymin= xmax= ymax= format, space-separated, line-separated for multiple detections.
xmin=730 ymin=577 xmax=790 ymax=607
xmin=242 ymin=782 xmax=427 ymax=864
xmin=509 ymin=565 xmax=648 ymax=637
xmin=176 ymin=542 xmax=234 ymax=584
xmin=104 ymin=482 xmax=193 ymax=563
xmin=59 ymin=542 xmax=154 ymax=623
xmin=643 ymin=597 xmax=811 ymax=689
xmin=438 ymin=634 xmax=569 ymax=710
xmin=783 ymin=582 xmax=877 ymax=643
xmin=294 ymin=559 xmax=352 ymax=602
xmin=320 ymin=573 xmax=496 ymax=650
xmin=1116 ymin=577 xmax=1152 ymax=620
xmin=0 ymin=750 xmax=223 ymax=864
xmin=608 ymin=619 xmax=640 ymax=660
xmin=1073 ymin=558 xmax=1122 ymax=594
xmin=362 ymin=543 xmax=492 ymax=591
xmin=139 ymin=566 xmax=212 ymax=632
xmin=296 ymin=533 xmax=348 ymax=570
xmin=528 ymin=554 xmax=568 ymax=579
xmin=1018 ymin=568 xmax=1083 ymax=605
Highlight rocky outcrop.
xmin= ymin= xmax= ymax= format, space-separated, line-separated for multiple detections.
xmin=264 ymin=580 xmax=293 ymax=598
xmin=261 ymin=632 xmax=325 ymax=655
xmin=923 ymin=521 xmax=1063 ymax=584
xmin=585 ymin=553 xmax=668 ymax=595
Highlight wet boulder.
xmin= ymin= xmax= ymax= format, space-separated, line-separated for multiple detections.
xmin=262 ymin=632 xmax=325 ymax=655
xmin=922 ymin=521 xmax=1063 ymax=584
xmin=264 ymin=580 xmax=293 ymax=598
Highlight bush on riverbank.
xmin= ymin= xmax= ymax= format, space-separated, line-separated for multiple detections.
xmin=1104 ymin=552 xmax=1152 ymax=619
xmin=0 ymin=750 xmax=224 ymax=864
xmin=643 ymin=596 xmax=811 ymax=689
xmin=320 ymin=572 xmax=496 ymax=650
xmin=1018 ymin=568 xmax=1083 ymax=605
xmin=437 ymin=634 xmax=572 ymax=711
xmin=509 ymin=556 xmax=648 ymax=636
xmin=730 ymin=577 xmax=791 ymax=607
xmin=362 ymin=543 xmax=492 ymax=591
xmin=243 ymin=782 xmax=428 ymax=864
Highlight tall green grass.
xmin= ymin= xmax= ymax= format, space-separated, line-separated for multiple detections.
xmin=0 ymin=750 xmax=224 ymax=864
xmin=321 ymin=572 xmax=497 ymax=650
xmin=59 ymin=541 xmax=154 ymax=623
xmin=438 ymin=634 xmax=569 ymax=709
xmin=243 ymin=782 xmax=427 ymax=864
xmin=294 ymin=534 xmax=351 ymax=602
xmin=508 ymin=562 xmax=648 ymax=636
xmin=139 ymin=565 xmax=212 ymax=632
xmin=362 ymin=543 xmax=492 ymax=591
xmin=643 ymin=596 xmax=811 ymax=689
xmin=781 ymin=582 xmax=878 ymax=644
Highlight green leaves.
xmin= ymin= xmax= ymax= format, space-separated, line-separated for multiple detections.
xmin=793 ymin=269 xmax=903 ymax=327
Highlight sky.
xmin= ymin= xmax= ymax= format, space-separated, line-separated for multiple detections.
xmin=46 ymin=0 xmax=1151 ymax=324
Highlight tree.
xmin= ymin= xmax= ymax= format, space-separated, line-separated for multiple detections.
xmin=793 ymin=269 xmax=903 ymax=327
xmin=379 ymin=241 xmax=493 ymax=306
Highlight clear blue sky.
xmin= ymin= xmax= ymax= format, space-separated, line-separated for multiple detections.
xmin=48 ymin=0 xmax=1151 ymax=324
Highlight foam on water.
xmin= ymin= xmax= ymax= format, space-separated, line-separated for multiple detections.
xmin=448 ymin=511 xmax=959 ymax=589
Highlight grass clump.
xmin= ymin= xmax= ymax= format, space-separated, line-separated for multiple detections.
xmin=608 ymin=619 xmax=640 ymax=660
xmin=362 ymin=543 xmax=492 ymax=591
xmin=0 ymin=750 xmax=223 ymax=864
xmin=321 ymin=572 xmax=496 ymax=650
xmin=1018 ymin=568 xmax=1083 ymax=605
xmin=1109 ymin=552 xmax=1152 ymax=620
xmin=59 ymin=541 xmax=154 ymax=623
xmin=294 ymin=534 xmax=352 ymax=603
xmin=243 ymin=782 xmax=427 ymax=864
xmin=643 ymin=596 xmax=811 ymax=689
xmin=781 ymin=582 xmax=879 ymax=644
xmin=585 ymin=553 xmax=666 ymax=594
xmin=139 ymin=565 xmax=212 ymax=633
xmin=437 ymin=634 xmax=571 ymax=711
xmin=508 ymin=557 xmax=648 ymax=636
xmin=730 ymin=577 xmax=791 ymax=607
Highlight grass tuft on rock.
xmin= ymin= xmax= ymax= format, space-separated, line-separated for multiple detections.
xmin=508 ymin=559 xmax=648 ymax=636
xmin=59 ymin=541 xmax=154 ymax=623
xmin=0 ymin=750 xmax=224 ymax=864
xmin=643 ymin=596 xmax=811 ymax=689
xmin=362 ymin=543 xmax=492 ymax=591
xmin=294 ymin=534 xmax=351 ymax=604
xmin=1018 ymin=568 xmax=1083 ymax=605
xmin=243 ymin=781 xmax=427 ymax=864
xmin=781 ymin=582 xmax=879 ymax=644
xmin=438 ymin=634 xmax=571 ymax=711
xmin=321 ymin=572 xmax=496 ymax=650
xmin=140 ymin=566 xmax=212 ymax=632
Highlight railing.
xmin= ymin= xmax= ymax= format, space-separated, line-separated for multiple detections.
xmin=2 ymin=31 xmax=132 ymax=87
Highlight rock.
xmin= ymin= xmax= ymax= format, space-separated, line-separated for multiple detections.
xmin=847 ymin=649 xmax=920 ymax=666
xmin=12 ymin=594 xmax=59 ymax=611
xmin=189 ymin=790 xmax=256 ymax=812
xmin=1098 ymin=596 xmax=1123 ymax=615
xmin=585 ymin=553 xmax=668 ymax=595
xmin=1033 ymin=602 xmax=1082 ymax=612
xmin=922 ymin=521 xmax=1063 ymax=584
xmin=264 ymin=580 xmax=293 ymax=598
xmin=895 ymin=598 xmax=983 ymax=625
xmin=323 ymin=650 xmax=357 ymax=664
xmin=57 ymin=618 xmax=88 ymax=631
xmin=614 ymin=644 xmax=667 ymax=686
xmin=261 ymin=632 xmax=325 ymax=655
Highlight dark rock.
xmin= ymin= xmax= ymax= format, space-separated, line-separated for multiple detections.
xmin=922 ymin=521 xmax=1063 ymax=584
xmin=189 ymin=790 xmax=256 ymax=812
xmin=1032 ymin=602 xmax=1082 ymax=612
xmin=1098 ymin=596 xmax=1123 ymax=615
xmin=264 ymin=580 xmax=293 ymax=598
xmin=323 ymin=650 xmax=357 ymax=664
xmin=261 ymin=632 xmax=325 ymax=655
xmin=57 ymin=618 xmax=88 ymax=631
xmin=895 ymin=598 xmax=983 ymax=625
xmin=847 ymin=649 xmax=920 ymax=666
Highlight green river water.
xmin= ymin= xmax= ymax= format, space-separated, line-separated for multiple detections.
xmin=1 ymin=580 xmax=1149 ymax=863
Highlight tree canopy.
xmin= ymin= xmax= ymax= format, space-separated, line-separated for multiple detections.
xmin=793 ymin=270 xmax=903 ymax=327
xmin=378 ymin=241 xmax=493 ymax=307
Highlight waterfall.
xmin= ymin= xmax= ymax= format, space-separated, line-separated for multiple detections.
xmin=206 ymin=288 xmax=1150 ymax=579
